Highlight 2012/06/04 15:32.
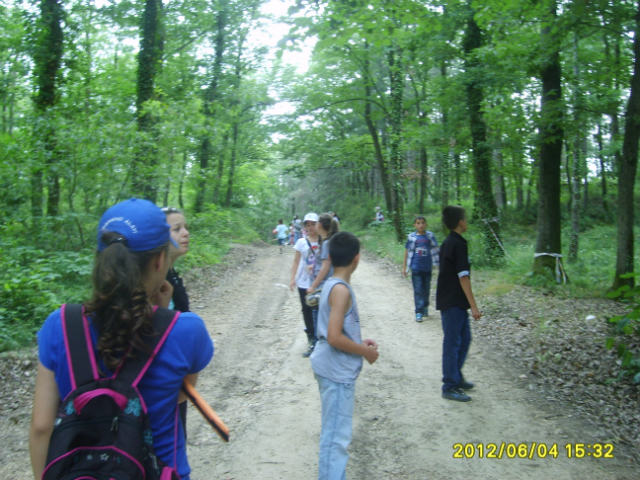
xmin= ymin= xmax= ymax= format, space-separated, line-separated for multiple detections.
xmin=452 ymin=442 xmax=615 ymax=459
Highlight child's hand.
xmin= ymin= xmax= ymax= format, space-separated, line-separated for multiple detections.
xmin=471 ymin=307 xmax=482 ymax=321
xmin=289 ymin=279 xmax=296 ymax=291
xmin=363 ymin=339 xmax=379 ymax=364
xmin=152 ymin=280 xmax=174 ymax=308
xmin=402 ymin=268 xmax=408 ymax=277
xmin=363 ymin=339 xmax=378 ymax=350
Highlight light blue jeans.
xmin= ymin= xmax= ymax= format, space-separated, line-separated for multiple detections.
xmin=315 ymin=373 xmax=355 ymax=480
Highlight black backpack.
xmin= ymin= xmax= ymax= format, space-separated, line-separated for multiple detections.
xmin=42 ymin=304 xmax=182 ymax=480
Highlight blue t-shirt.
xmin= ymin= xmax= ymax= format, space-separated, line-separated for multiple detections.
xmin=38 ymin=309 xmax=214 ymax=480
xmin=407 ymin=234 xmax=433 ymax=272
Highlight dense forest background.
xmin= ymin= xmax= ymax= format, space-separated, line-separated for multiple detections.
xmin=1 ymin=0 xmax=639 ymax=376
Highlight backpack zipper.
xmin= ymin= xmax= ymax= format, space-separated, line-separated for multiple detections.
xmin=51 ymin=415 xmax=137 ymax=440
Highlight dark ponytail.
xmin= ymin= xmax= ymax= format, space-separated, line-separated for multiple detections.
xmin=318 ymin=213 xmax=340 ymax=245
xmin=84 ymin=231 xmax=169 ymax=371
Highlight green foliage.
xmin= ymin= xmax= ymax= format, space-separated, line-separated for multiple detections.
xmin=606 ymin=274 xmax=640 ymax=384
xmin=0 ymin=244 xmax=93 ymax=352
xmin=177 ymin=205 xmax=260 ymax=272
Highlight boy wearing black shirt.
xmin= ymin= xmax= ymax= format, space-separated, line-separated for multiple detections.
xmin=436 ymin=206 xmax=482 ymax=402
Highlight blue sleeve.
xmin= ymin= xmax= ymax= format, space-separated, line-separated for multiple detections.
xmin=174 ymin=312 xmax=214 ymax=374
xmin=38 ymin=309 xmax=64 ymax=372
xmin=429 ymin=232 xmax=438 ymax=247
xmin=404 ymin=238 xmax=411 ymax=249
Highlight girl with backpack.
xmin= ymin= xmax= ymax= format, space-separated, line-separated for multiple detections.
xmin=289 ymin=212 xmax=320 ymax=357
xmin=29 ymin=199 xmax=214 ymax=480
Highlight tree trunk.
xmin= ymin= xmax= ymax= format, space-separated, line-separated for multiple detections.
xmin=419 ymin=147 xmax=427 ymax=213
xmin=178 ymin=151 xmax=187 ymax=210
xmin=463 ymin=2 xmax=502 ymax=262
xmin=363 ymin=43 xmax=392 ymax=214
xmin=195 ymin=2 xmax=227 ymax=213
xmin=595 ymin=122 xmax=609 ymax=217
xmin=612 ymin=0 xmax=640 ymax=290
xmin=388 ymin=41 xmax=405 ymax=243
xmin=194 ymin=137 xmax=210 ymax=213
xmin=133 ymin=0 xmax=163 ymax=201
xmin=33 ymin=0 xmax=64 ymax=222
xmin=569 ymin=34 xmax=582 ymax=264
xmin=454 ymin=151 xmax=461 ymax=203
xmin=533 ymin=0 xmax=564 ymax=277
xmin=224 ymin=122 xmax=238 ymax=207
xmin=213 ymin=132 xmax=228 ymax=204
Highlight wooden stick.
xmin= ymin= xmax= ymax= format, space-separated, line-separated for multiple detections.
xmin=181 ymin=380 xmax=230 ymax=442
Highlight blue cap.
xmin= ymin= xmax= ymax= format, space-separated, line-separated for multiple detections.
xmin=97 ymin=198 xmax=179 ymax=252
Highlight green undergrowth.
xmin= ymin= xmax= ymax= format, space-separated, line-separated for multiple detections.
xmin=0 ymin=206 xmax=260 ymax=352
xmin=351 ymin=218 xmax=640 ymax=301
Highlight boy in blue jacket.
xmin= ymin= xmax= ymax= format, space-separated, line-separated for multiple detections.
xmin=402 ymin=216 xmax=440 ymax=322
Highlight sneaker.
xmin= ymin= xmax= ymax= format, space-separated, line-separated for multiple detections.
xmin=442 ymin=388 xmax=471 ymax=402
xmin=415 ymin=313 xmax=423 ymax=322
xmin=459 ymin=379 xmax=475 ymax=390
xmin=302 ymin=343 xmax=314 ymax=358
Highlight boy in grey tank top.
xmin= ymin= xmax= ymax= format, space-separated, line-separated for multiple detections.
xmin=310 ymin=232 xmax=379 ymax=479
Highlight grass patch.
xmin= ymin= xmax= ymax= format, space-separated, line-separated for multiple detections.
xmin=350 ymin=218 xmax=640 ymax=300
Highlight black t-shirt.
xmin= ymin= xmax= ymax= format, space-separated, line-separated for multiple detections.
xmin=167 ymin=268 xmax=190 ymax=312
xmin=436 ymin=231 xmax=471 ymax=311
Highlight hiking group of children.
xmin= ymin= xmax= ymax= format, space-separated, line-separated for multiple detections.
xmin=28 ymin=197 xmax=480 ymax=480
xmin=287 ymin=204 xmax=481 ymax=478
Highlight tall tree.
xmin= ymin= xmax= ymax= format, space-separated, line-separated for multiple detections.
xmin=613 ymin=0 xmax=640 ymax=290
xmin=32 ymin=0 xmax=64 ymax=220
xmin=462 ymin=2 xmax=502 ymax=262
xmin=194 ymin=1 xmax=228 ymax=213
xmin=533 ymin=0 xmax=564 ymax=278
xmin=133 ymin=0 xmax=164 ymax=201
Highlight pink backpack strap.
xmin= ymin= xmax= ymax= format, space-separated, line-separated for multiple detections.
xmin=115 ymin=307 xmax=181 ymax=388
xmin=61 ymin=303 xmax=99 ymax=389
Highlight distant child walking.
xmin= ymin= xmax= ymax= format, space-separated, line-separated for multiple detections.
xmin=403 ymin=216 xmax=439 ymax=321
xmin=290 ymin=213 xmax=321 ymax=357
xmin=436 ymin=205 xmax=482 ymax=402
xmin=310 ymin=231 xmax=379 ymax=479
xmin=274 ymin=219 xmax=288 ymax=254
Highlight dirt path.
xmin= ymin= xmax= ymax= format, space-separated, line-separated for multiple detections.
xmin=186 ymin=245 xmax=637 ymax=480
xmin=0 ymin=244 xmax=637 ymax=480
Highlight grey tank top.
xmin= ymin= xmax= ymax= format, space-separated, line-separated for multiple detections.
xmin=310 ymin=278 xmax=362 ymax=384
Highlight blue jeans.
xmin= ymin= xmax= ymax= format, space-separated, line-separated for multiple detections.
xmin=294 ymin=231 xmax=302 ymax=244
xmin=441 ymin=307 xmax=471 ymax=392
xmin=315 ymin=374 xmax=355 ymax=480
xmin=411 ymin=270 xmax=432 ymax=314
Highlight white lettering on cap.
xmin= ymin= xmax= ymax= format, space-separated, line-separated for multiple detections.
xmin=124 ymin=219 xmax=138 ymax=234
xmin=101 ymin=216 xmax=137 ymax=234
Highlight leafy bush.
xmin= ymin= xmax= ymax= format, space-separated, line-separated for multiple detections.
xmin=606 ymin=274 xmax=640 ymax=384
xmin=0 ymin=245 xmax=93 ymax=352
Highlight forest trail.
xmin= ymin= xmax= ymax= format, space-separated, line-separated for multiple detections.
xmin=185 ymin=244 xmax=637 ymax=480
xmin=0 ymin=244 xmax=637 ymax=480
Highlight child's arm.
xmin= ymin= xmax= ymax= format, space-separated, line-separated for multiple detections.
xmin=402 ymin=249 xmax=409 ymax=277
xmin=327 ymin=284 xmax=379 ymax=365
xmin=307 ymin=258 xmax=331 ymax=293
xmin=459 ymin=276 xmax=482 ymax=320
xmin=30 ymin=362 xmax=60 ymax=480
xmin=290 ymin=249 xmax=302 ymax=290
